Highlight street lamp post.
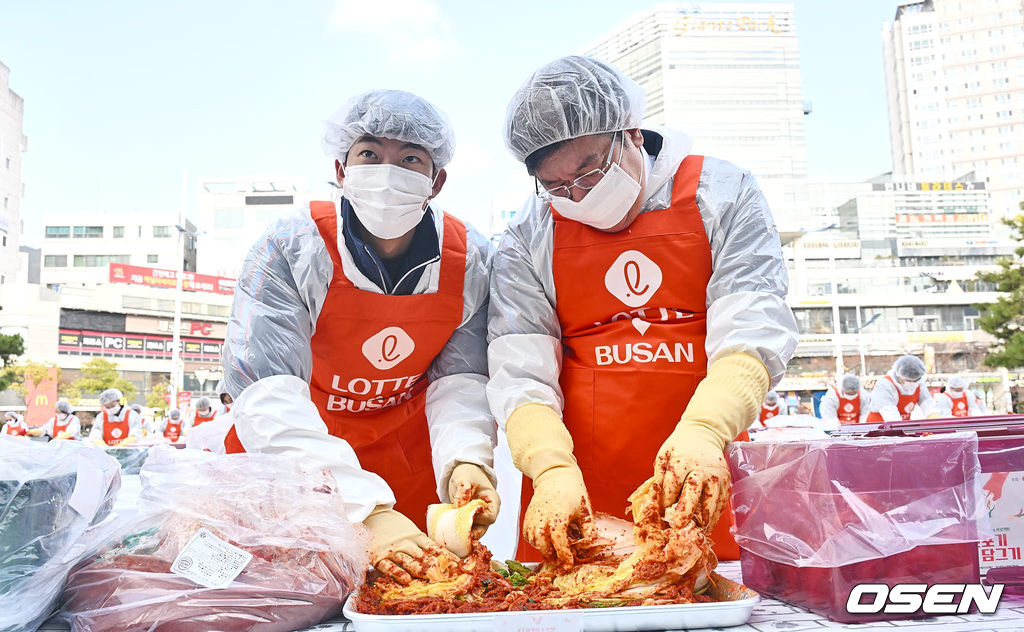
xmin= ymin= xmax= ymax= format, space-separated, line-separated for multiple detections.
xmin=170 ymin=170 xmax=187 ymax=409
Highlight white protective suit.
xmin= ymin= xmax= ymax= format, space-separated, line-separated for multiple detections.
xmin=487 ymin=127 xmax=799 ymax=427
xmin=90 ymin=406 xmax=144 ymax=441
xmin=222 ymin=204 xmax=496 ymax=523
xmin=39 ymin=413 xmax=83 ymax=440
xmin=935 ymin=390 xmax=986 ymax=418
xmin=818 ymin=388 xmax=871 ymax=424
xmin=867 ymin=373 xmax=936 ymax=421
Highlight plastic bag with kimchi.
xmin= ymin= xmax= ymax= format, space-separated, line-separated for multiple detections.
xmin=61 ymin=445 xmax=370 ymax=631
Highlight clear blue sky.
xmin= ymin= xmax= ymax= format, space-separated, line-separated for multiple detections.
xmin=1 ymin=0 xmax=899 ymax=250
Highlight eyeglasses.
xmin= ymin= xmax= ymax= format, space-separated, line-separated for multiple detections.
xmin=535 ymin=132 xmax=622 ymax=200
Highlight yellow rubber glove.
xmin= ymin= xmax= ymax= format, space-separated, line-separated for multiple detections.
xmin=55 ymin=430 xmax=73 ymax=440
xmin=115 ymin=435 xmax=137 ymax=447
xmin=447 ymin=463 xmax=500 ymax=539
xmin=362 ymin=506 xmax=458 ymax=585
xmin=642 ymin=352 xmax=769 ymax=530
xmin=27 ymin=428 xmax=44 ymax=437
xmin=506 ymin=403 xmax=596 ymax=567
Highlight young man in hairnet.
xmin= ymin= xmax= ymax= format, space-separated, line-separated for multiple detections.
xmin=819 ymin=374 xmax=871 ymax=424
xmin=221 ymin=90 xmax=497 ymax=585
xmin=28 ymin=400 xmax=82 ymax=440
xmin=490 ymin=56 xmax=798 ymax=564
xmin=936 ymin=375 xmax=985 ymax=418
xmin=92 ymin=388 xmax=144 ymax=446
xmin=866 ymin=355 xmax=937 ymax=422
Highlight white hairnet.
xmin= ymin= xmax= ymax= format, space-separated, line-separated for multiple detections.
xmin=130 ymin=404 xmax=142 ymax=413
xmin=765 ymin=390 xmax=779 ymax=405
xmin=99 ymin=388 xmax=123 ymax=406
xmin=893 ymin=355 xmax=926 ymax=381
xmin=55 ymin=400 xmax=73 ymax=414
xmin=5 ymin=411 xmax=21 ymax=422
xmin=841 ymin=374 xmax=861 ymax=393
xmin=948 ymin=375 xmax=969 ymax=390
xmin=169 ymin=409 xmax=181 ymax=420
xmin=504 ymin=55 xmax=646 ymax=163
xmin=322 ymin=89 xmax=455 ymax=168
xmin=216 ymin=380 xmax=228 ymax=396
xmin=196 ymin=396 xmax=212 ymax=410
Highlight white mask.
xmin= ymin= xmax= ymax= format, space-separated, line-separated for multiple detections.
xmin=342 ymin=164 xmax=434 ymax=239
xmin=548 ymin=152 xmax=643 ymax=230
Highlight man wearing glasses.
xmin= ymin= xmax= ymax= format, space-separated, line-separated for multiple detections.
xmin=489 ymin=56 xmax=798 ymax=565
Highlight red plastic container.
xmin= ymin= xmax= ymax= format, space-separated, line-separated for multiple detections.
xmin=727 ymin=433 xmax=985 ymax=623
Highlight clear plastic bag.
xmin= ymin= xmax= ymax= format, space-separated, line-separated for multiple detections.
xmin=0 ymin=437 xmax=122 ymax=632
xmin=61 ymin=445 xmax=370 ymax=631
xmin=727 ymin=432 xmax=989 ymax=567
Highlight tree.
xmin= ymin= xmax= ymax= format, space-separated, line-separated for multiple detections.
xmin=147 ymin=378 xmax=170 ymax=410
xmin=1 ymin=360 xmax=58 ymax=398
xmin=0 ymin=332 xmax=25 ymax=392
xmin=71 ymin=358 xmax=137 ymax=401
xmin=975 ymin=205 xmax=1024 ymax=369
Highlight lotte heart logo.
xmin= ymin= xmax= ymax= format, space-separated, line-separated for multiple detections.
xmin=843 ymin=403 xmax=854 ymax=412
xmin=604 ymin=250 xmax=662 ymax=308
xmin=362 ymin=327 xmax=415 ymax=370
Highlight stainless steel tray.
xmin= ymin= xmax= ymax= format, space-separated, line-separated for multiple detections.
xmin=343 ymin=572 xmax=759 ymax=631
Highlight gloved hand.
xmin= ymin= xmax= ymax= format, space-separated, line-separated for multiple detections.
xmin=506 ymin=403 xmax=596 ymax=567
xmin=447 ymin=463 xmax=500 ymax=539
xmin=55 ymin=430 xmax=73 ymax=440
xmin=115 ymin=436 xmax=137 ymax=447
xmin=27 ymin=428 xmax=44 ymax=437
xmin=643 ymin=352 xmax=769 ymax=529
xmin=363 ymin=506 xmax=458 ymax=585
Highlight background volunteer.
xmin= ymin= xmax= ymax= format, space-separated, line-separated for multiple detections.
xmin=221 ymin=89 xmax=497 ymax=583
xmin=159 ymin=409 xmax=186 ymax=442
xmin=866 ymin=355 xmax=936 ymax=422
xmin=819 ymin=374 xmax=871 ymax=424
xmin=91 ymin=388 xmax=144 ymax=446
xmin=936 ymin=375 xmax=986 ymax=418
xmin=27 ymin=400 xmax=82 ymax=440
xmin=2 ymin=411 xmax=27 ymax=436
xmin=191 ymin=396 xmax=217 ymax=427
xmin=489 ymin=56 xmax=798 ymax=563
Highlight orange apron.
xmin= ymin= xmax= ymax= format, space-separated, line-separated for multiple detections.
xmin=866 ymin=376 xmax=920 ymax=422
xmin=834 ymin=388 xmax=862 ymax=424
xmin=226 ymin=201 xmax=466 ymax=532
xmin=519 ymin=155 xmax=743 ymax=561
xmin=3 ymin=422 xmax=26 ymax=436
xmin=193 ymin=410 xmax=217 ymax=428
xmin=53 ymin=415 xmax=72 ymax=438
xmin=101 ymin=410 xmax=131 ymax=446
xmin=164 ymin=420 xmax=183 ymax=442
xmin=759 ymin=404 xmax=781 ymax=423
xmin=945 ymin=392 xmax=970 ymax=418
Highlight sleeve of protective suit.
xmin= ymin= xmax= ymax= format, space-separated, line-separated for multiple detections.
xmin=917 ymin=386 xmax=936 ymax=417
xmin=425 ymin=223 xmax=497 ymax=501
xmin=935 ymin=392 xmax=954 ymax=418
xmin=90 ymin=415 xmax=103 ymax=441
xmin=487 ymin=199 xmax=565 ymax=428
xmin=40 ymin=417 xmax=55 ymax=437
xmin=971 ymin=390 xmax=989 ymax=415
xmin=859 ymin=390 xmax=872 ymax=422
xmin=125 ymin=411 xmax=143 ymax=439
xmin=231 ymin=374 xmax=396 ymax=523
xmin=67 ymin=415 xmax=82 ymax=440
xmin=869 ymin=378 xmax=902 ymax=422
xmin=698 ymin=158 xmax=799 ymax=387
xmin=221 ymin=208 xmax=334 ymax=399
xmin=818 ymin=389 xmax=839 ymax=421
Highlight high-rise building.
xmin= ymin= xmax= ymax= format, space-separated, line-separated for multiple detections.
xmin=199 ymin=176 xmax=332 ymax=278
xmin=38 ymin=213 xmax=196 ymax=290
xmin=0 ymin=61 xmax=26 ymax=285
xmin=583 ymin=2 xmax=809 ymax=226
xmin=883 ymin=0 xmax=1024 ymax=220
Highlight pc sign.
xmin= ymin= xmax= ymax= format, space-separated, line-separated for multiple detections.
xmin=846 ymin=583 xmax=1004 ymax=616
